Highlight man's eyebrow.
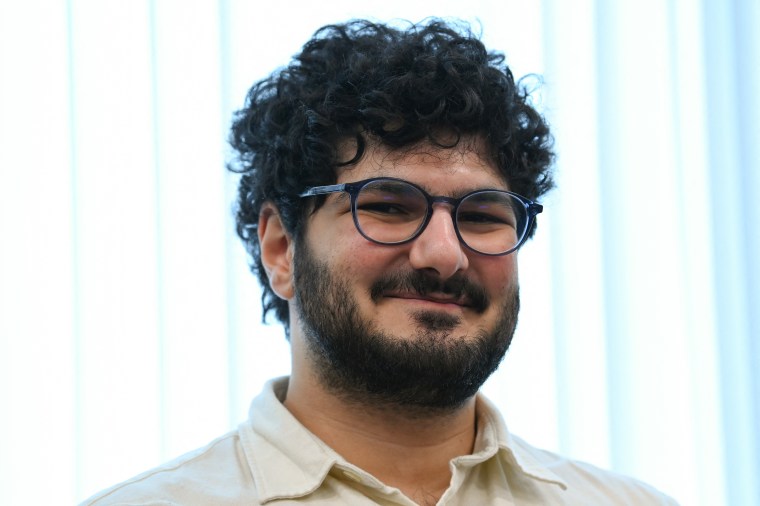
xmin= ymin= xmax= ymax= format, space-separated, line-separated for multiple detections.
xmin=452 ymin=186 xmax=509 ymax=198
xmin=415 ymin=182 xmax=510 ymax=199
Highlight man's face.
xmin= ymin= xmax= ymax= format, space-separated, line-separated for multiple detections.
xmin=291 ymin=142 xmax=520 ymax=412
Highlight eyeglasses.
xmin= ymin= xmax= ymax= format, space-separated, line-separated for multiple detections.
xmin=299 ymin=177 xmax=543 ymax=256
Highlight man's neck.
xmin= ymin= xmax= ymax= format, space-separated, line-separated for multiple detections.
xmin=284 ymin=365 xmax=478 ymax=505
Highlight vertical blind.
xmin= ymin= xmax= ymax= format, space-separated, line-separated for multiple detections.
xmin=0 ymin=1 xmax=757 ymax=504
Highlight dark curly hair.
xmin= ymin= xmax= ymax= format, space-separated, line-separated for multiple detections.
xmin=228 ymin=18 xmax=554 ymax=333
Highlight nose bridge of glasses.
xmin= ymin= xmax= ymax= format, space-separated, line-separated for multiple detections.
xmin=423 ymin=198 xmax=462 ymax=240
xmin=428 ymin=195 xmax=460 ymax=217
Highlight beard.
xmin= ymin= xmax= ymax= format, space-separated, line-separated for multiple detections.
xmin=293 ymin=241 xmax=520 ymax=416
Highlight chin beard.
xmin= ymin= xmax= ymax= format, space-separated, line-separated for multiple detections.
xmin=293 ymin=241 xmax=519 ymax=416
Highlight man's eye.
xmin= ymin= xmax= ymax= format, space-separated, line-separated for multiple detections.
xmin=358 ymin=202 xmax=410 ymax=215
xmin=459 ymin=212 xmax=509 ymax=224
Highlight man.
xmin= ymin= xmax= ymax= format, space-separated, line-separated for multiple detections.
xmin=84 ymin=19 xmax=677 ymax=505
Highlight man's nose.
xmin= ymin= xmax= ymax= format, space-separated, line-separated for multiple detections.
xmin=408 ymin=206 xmax=469 ymax=279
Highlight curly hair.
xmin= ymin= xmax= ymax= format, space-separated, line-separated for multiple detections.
xmin=228 ymin=18 xmax=554 ymax=332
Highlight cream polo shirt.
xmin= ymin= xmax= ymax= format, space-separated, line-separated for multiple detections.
xmin=82 ymin=377 xmax=678 ymax=505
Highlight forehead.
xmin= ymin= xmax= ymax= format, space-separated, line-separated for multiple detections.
xmin=336 ymin=138 xmax=509 ymax=193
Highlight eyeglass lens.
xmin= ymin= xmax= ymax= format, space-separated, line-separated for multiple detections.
xmin=353 ymin=179 xmax=527 ymax=254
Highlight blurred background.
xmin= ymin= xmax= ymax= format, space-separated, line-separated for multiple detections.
xmin=0 ymin=0 xmax=757 ymax=504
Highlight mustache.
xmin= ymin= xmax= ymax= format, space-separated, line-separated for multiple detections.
xmin=369 ymin=270 xmax=490 ymax=313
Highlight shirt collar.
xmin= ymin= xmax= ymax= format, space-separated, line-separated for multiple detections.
xmin=474 ymin=395 xmax=568 ymax=491
xmin=238 ymin=377 xmax=340 ymax=503
xmin=239 ymin=377 xmax=567 ymax=503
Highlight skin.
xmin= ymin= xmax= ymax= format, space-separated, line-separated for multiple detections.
xmin=258 ymin=141 xmax=519 ymax=505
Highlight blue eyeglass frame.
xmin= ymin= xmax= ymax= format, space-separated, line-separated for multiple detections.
xmin=299 ymin=177 xmax=543 ymax=256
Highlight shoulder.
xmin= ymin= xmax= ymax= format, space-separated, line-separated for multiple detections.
xmin=80 ymin=430 xmax=256 ymax=506
xmin=509 ymin=435 xmax=679 ymax=505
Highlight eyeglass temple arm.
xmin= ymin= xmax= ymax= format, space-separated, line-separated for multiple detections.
xmin=299 ymin=183 xmax=347 ymax=197
xmin=528 ymin=203 xmax=543 ymax=216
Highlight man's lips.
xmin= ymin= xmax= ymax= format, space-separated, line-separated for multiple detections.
xmin=369 ymin=271 xmax=489 ymax=313
xmin=383 ymin=291 xmax=472 ymax=308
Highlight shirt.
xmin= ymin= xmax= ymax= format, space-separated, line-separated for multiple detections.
xmin=81 ymin=377 xmax=678 ymax=505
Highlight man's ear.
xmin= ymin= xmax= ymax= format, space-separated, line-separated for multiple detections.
xmin=258 ymin=203 xmax=295 ymax=300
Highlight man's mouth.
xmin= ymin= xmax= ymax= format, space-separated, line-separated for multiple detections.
xmin=370 ymin=271 xmax=490 ymax=313
xmin=383 ymin=291 xmax=472 ymax=308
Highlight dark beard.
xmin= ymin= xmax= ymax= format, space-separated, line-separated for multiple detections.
xmin=293 ymin=241 xmax=519 ymax=416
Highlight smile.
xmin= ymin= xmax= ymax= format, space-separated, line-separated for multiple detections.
xmin=383 ymin=291 xmax=472 ymax=308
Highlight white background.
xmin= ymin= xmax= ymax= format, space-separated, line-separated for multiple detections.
xmin=0 ymin=1 xmax=758 ymax=504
